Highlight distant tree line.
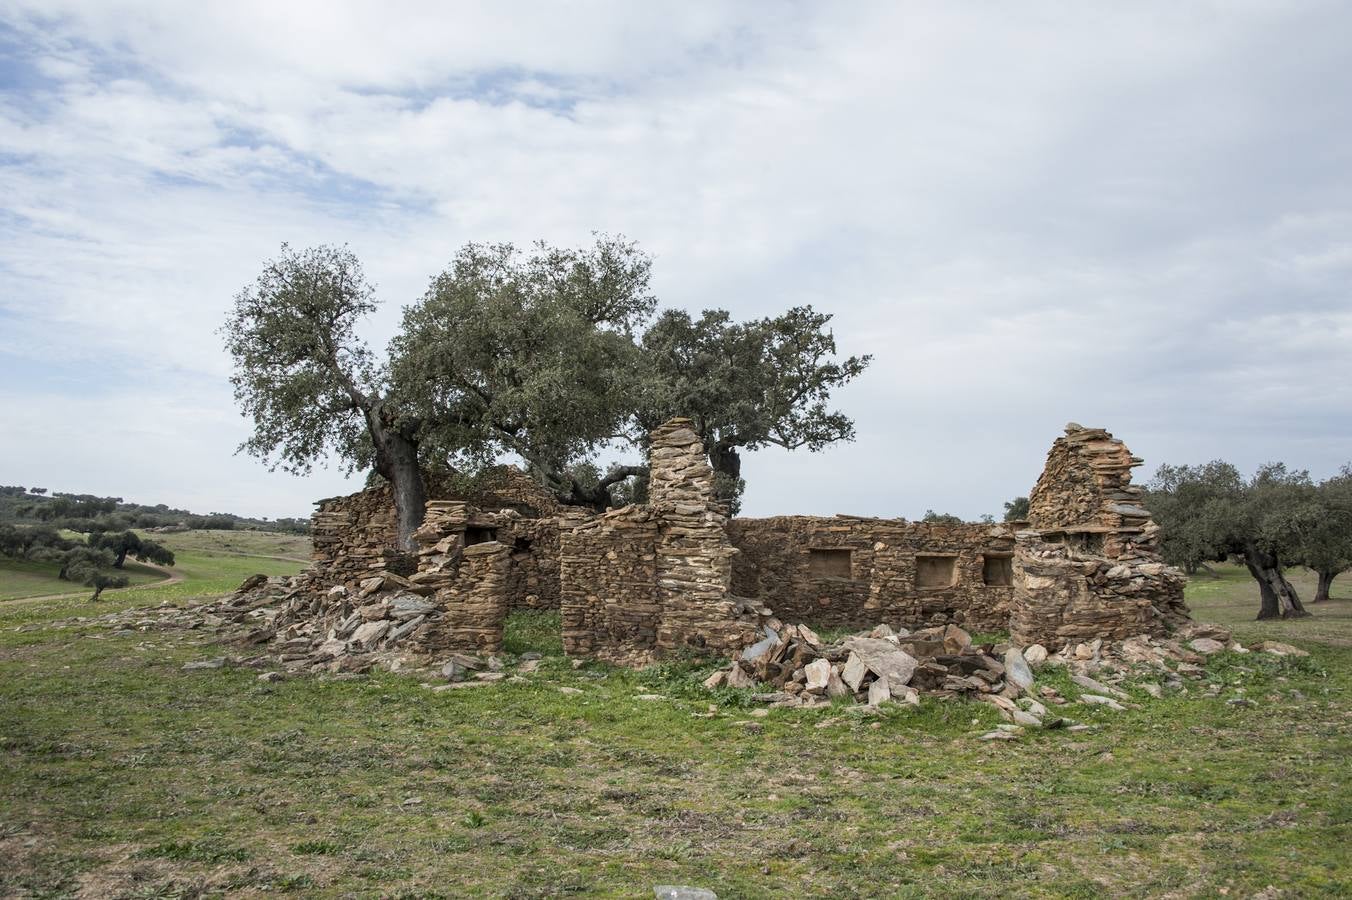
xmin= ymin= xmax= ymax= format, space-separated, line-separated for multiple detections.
xmin=1146 ymin=461 xmax=1352 ymax=619
xmin=222 ymin=237 xmax=871 ymax=549
xmin=0 ymin=486 xmax=309 ymax=534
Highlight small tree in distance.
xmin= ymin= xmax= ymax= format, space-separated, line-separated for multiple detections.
xmin=1148 ymin=461 xmax=1316 ymax=619
xmin=1002 ymin=496 xmax=1029 ymax=522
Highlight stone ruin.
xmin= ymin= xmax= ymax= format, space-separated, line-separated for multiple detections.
xmin=559 ymin=419 xmax=760 ymax=666
xmin=1011 ymin=424 xmax=1189 ymax=645
xmin=270 ymin=419 xmax=1189 ymax=673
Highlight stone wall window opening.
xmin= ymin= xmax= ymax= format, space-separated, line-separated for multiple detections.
xmin=465 ymin=526 xmax=497 ymax=546
xmin=808 ymin=547 xmax=853 ymax=579
xmin=982 ymin=553 xmax=1014 ymax=587
xmin=915 ymin=554 xmax=958 ymax=590
xmin=1069 ymin=531 xmax=1104 ymax=553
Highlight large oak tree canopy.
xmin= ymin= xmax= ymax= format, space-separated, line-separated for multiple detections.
xmin=221 ymin=244 xmax=426 ymax=550
xmin=638 ymin=307 xmax=871 ymax=510
xmin=390 ymin=237 xmax=656 ymax=511
xmin=224 ymin=237 xmax=870 ymax=527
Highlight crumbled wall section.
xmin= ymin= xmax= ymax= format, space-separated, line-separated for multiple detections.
xmin=727 ymin=517 xmax=1016 ymax=631
xmin=409 ymin=500 xmax=510 ymax=654
xmin=309 ymin=468 xmax=570 ymax=610
xmin=1011 ymin=424 xmax=1189 ymax=645
xmin=560 ymin=418 xmax=757 ymax=665
xmin=420 ymin=543 xmax=510 ymax=655
xmin=310 ymin=483 xmax=404 ymax=586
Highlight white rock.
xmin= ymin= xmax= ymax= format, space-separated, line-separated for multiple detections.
xmin=840 ymin=637 xmax=918 ymax=686
xmin=349 ymin=620 xmax=390 ymax=648
xmin=1023 ymin=644 xmax=1049 ymax=669
xmin=804 ymin=658 xmax=832 ymax=691
xmin=867 ymin=675 xmax=892 ymax=707
xmin=1071 ymin=674 xmax=1128 ymax=699
xmin=1004 ymin=648 xmax=1035 ymax=691
xmin=841 ymin=652 xmax=869 ymax=692
xmin=1188 ymin=637 xmax=1226 ymax=655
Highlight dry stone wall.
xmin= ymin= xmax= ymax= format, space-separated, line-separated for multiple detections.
xmin=560 ymin=418 xmax=758 ymax=665
xmin=727 ymin=517 xmax=1017 ymax=632
xmin=1011 ymin=424 xmax=1189 ymax=646
xmin=560 ymin=507 xmax=662 ymax=665
xmin=407 ymin=499 xmax=512 ymax=654
xmin=309 ymin=467 xmax=570 ymax=610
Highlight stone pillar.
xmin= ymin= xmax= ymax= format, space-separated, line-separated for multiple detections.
xmin=650 ymin=419 xmax=756 ymax=654
xmin=421 ymin=541 xmax=510 ymax=655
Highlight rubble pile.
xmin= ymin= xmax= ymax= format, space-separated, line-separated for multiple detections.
xmin=700 ymin=615 xmax=1290 ymax=736
xmin=703 ymin=619 xmax=1021 ymax=709
xmin=181 ymin=572 xmax=461 ymax=674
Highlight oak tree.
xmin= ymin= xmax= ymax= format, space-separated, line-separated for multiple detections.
xmin=222 ymin=244 xmax=428 ymax=549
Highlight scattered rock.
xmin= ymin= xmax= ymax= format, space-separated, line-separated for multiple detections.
xmin=1188 ymin=637 xmax=1226 ymax=655
xmin=1003 ymin=647 xmax=1035 ymax=691
xmin=1079 ymin=694 xmax=1127 ymax=712
xmin=841 ymin=652 xmax=869 ymax=692
xmin=1023 ymin=644 xmax=1049 ymax=669
xmin=256 ymin=671 xmax=284 ymax=683
xmin=1251 ymin=641 xmax=1309 ymax=658
xmin=867 ymin=675 xmax=892 ymax=707
xmin=654 ymin=888 xmax=718 ymax=900
xmin=978 ymin=729 xmax=1020 ymax=741
xmin=182 ymin=658 xmax=227 ymax=671
xmin=804 ymin=658 xmax=832 ymax=692
xmin=1071 ymin=674 xmax=1128 ymax=699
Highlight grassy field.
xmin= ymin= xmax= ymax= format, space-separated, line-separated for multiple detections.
xmin=1 ymin=563 xmax=1348 ymax=898
xmin=0 ymin=558 xmax=165 ymax=602
xmin=0 ymin=530 xmax=310 ymax=605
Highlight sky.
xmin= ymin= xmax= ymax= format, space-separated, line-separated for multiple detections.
xmin=1 ymin=1 xmax=1349 ymax=522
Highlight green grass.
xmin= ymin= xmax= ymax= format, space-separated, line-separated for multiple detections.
xmin=0 ymin=562 xmax=1348 ymax=897
xmin=0 ymin=529 xmax=310 ymax=622
xmin=0 ymin=558 xmax=164 ymax=601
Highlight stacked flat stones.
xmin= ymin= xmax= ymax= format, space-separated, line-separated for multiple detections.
xmin=561 ymin=418 xmax=758 ymax=666
xmin=1011 ymin=424 xmax=1188 ymax=646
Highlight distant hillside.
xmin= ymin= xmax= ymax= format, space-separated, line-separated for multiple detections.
xmin=0 ymin=485 xmax=309 ymax=534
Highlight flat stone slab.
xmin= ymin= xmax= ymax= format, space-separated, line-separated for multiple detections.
xmin=654 ymin=887 xmax=718 ymax=900
xmin=841 ymin=637 xmax=918 ymax=686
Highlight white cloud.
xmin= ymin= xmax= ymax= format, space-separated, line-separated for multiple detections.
xmin=0 ymin=0 xmax=1349 ymax=520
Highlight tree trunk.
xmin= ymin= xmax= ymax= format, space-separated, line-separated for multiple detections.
xmin=368 ymin=413 xmax=426 ymax=552
xmin=709 ymin=441 xmax=746 ymax=510
xmin=1243 ymin=545 xmax=1309 ymax=619
xmin=710 ymin=442 xmax=742 ymax=487
xmin=113 ymin=548 xmax=128 ymax=569
xmin=1314 ymin=569 xmax=1337 ymax=603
